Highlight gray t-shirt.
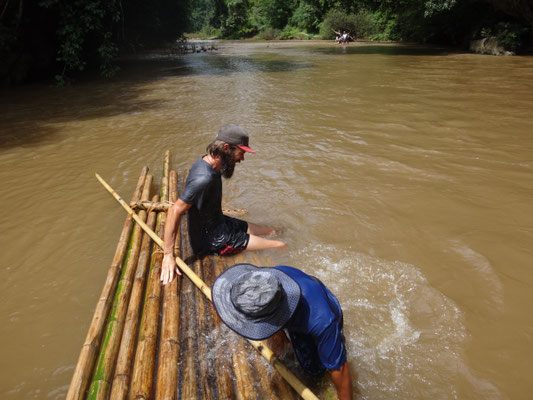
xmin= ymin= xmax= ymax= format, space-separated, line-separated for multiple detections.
xmin=179 ymin=156 xmax=224 ymax=254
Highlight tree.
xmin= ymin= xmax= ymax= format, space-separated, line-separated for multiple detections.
xmin=0 ymin=0 xmax=191 ymax=85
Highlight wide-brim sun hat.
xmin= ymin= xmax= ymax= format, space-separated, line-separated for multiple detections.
xmin=212 ymin=263 xmax=301 ymax=340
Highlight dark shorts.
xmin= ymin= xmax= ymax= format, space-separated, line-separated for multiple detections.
xmin=288 ymin=315 xmax=345 ymax=376
xmin=288 ymin=331 xmax=327 ymax=376
xmin=214 ymin=216 xmax=250 ymax=256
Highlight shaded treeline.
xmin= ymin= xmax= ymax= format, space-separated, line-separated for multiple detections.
xmin=1 ymin=0 xmax=189 ymax=85
xmin=1 ymin=0 xmax=532 ymax=85
xmin=194 ymin=0 xmax=532 ymax=49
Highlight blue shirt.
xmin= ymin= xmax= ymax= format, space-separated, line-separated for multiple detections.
xmin=275 ymin=266 xmax=347 ymax=370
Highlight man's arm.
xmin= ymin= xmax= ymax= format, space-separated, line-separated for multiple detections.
xmin=161 ymin=198 xmax=192 ymax=285
xmin=330 ymin=361 xmax=353 ymax=400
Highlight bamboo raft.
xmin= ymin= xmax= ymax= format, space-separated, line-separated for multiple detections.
xmin=67 ymin=152 xmax=333 ymax=400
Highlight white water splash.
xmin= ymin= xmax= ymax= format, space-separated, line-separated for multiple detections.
xmin=449 ymin=239 xmax=505 ymax=313
xmin=290 ymin=245 xmax=501 ymax=399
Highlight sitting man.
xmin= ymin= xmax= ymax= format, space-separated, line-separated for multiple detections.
xmin=212 ymin=263 xmax=354 ymax=400
xmin=161 ymin=125 xmax=285 ymax=285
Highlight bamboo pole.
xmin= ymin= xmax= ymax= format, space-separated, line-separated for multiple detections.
xmin=67 ymin=167 xmax=148 ymax=400
xmin=194 ymin=256 xmax=217 ymax=400
xmin=95 ymin=173 xmax=320 ymax=400
xmin=155 ymin=169 xmax=181 ymax=400
xmin=179 ymin=262 xmax=201 ymax=399
xmin=128 ymin=157 xmax=169 ymax=399
xmin=128 ymin=213 xmax=164 ymax=399
xmin=233 ymin=330 xmax=261 ymax=397
xmin=206 ymin=256 xmax=236 ymax=400
xmin=110 ymin=192 xmax=159 ymax=400
xmin=131 ymin=200 xmax=246 ymax=216
xmin=178 ymin=190 xmax=201 ymax=400
xmin=247 ymin=252 xmax=300 ymax=400
xmin=225 ymin=253 xmax=265 ymax=400
xmin=160 ymin=150 xmax=169 ymax=205
xmin=232 ymin=340 xmax=260 ymax=399
xmin=87 ymin=175 xmax=153 ymax=400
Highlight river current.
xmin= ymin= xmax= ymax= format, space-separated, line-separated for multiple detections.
xmin=0 ymin=41 xmax=532 ymax=399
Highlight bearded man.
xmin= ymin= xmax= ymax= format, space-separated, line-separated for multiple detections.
xmin=161 ymin=125 xmax=285 ymax=285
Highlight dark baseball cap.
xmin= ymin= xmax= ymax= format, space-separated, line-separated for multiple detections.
xmin=216 ymin=125 xmax=255 ymax=153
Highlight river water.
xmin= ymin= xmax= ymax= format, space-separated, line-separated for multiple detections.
xmin=0 ymin=41 xmax=532 ymax=399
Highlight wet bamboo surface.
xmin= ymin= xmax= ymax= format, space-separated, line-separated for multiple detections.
xmin=68 ymin=152 xmax=323 ymax=400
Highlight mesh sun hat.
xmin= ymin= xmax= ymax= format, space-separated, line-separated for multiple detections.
xmin=212 ymin=263 xmax=301 ymax=340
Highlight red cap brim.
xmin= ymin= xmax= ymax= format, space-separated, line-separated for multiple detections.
xmin=238 ymin=145 xmax=255 ymax=153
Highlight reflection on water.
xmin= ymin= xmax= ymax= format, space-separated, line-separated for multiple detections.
xmin=0 ymin=41 xmax=532 ymax=399
xmin=312 ymin=43 xmax=456 ymax=56
xmin=166 ymin=55 xmax=313 ymax=76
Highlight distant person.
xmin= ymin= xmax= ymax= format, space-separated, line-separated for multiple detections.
xmin=341 ymin=31 xmax=349 ymax=45
xmin=333 ymin=29 xmax=342 ymax=43
xmin=161 ymin=126 xmax=285 ymax=285
xmin=212 ymin=263 xmax=354 ymax=400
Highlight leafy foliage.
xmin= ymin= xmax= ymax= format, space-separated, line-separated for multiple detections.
xmin=320 ymin=9 xmax=378 ymax=39
xmin=1 ymin=0 xmax=189 ymax=85
xmin=279 ymin=25 xmax=308 ymax=39
xmin=222 ymin=0 xmax=256 ymax=37
xmin=291 ymin=2 xmax=321 ymax=32
xmin=476 ymin=21 xmax=530 ymax=52
xmin=257 ymin=27 xmax=282 ymax=39
xmin=41 ymin=0 xmax=122 ymax=82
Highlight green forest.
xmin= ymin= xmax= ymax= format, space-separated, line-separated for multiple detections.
xmin=1 ymin=0 xmax=532 ymax=85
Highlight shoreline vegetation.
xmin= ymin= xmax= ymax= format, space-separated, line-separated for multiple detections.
xmin=1 ymin=1 xmax=532 ymax=86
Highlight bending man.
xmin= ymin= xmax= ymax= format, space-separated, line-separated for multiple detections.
xmin=161 ymin=125 xmax=285 ymax=285
xmin=212 ymin=263 xmax=354 ymax=400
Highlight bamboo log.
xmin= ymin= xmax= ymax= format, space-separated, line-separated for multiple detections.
xmin=67 ymin=167 xmax=148 ymax=400
xmin=87 ymin=175 xmax=153 ymax=400
xmin=128 ymin=218 xmax=164 ymax=400
xmin=129 ymin=158 xmax=169 ymax=399
xmin=95 ymin=173 xmax=319 ymax=400
xmin=233 ymin=338 xmax=260 ymax=400
xmin=225 ymin=253 xmax=264 ymax=400
xmin=208 ymin=254 xmax=264 ymax=399
xmin=160 ymin=150 xmax=169 ymax=203
xmin=206 ymin=257 xmax=236 ymax=400
xmin=178 ymin=193 xmax=201 ymax=399
xmin=247 ymin=253 xmax=300 ymax=400
xmin=194 ymin=256 xmax=217 ymax=400
xmin=130 ymin=200 xmax=246 ymax=216
xmin=110 ymin=192 xmax=159 ymax=400
xmin=155 ymin=169 xmax=180 ymax=400
xmin=179 ymin=263 xmax=201 ymax=399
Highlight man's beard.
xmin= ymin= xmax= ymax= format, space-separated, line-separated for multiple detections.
xmin=220 ymin=149 xmax=236 ymax=179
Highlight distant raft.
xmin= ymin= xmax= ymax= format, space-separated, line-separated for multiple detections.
xmin=66 ymin=151 xmax=331 ymax=400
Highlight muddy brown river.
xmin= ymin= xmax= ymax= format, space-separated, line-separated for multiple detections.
xmin=1 ymin=41 xmax=532 ymax=399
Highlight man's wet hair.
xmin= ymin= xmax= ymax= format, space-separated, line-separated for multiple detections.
xmin=206 ymin=140 xmax=237 ymax=158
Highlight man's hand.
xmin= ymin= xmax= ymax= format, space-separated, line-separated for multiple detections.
xmin=330 ymin=361 xmax=354 ymax=400
xmin=161 ymin=253 xmax=181 ymax=285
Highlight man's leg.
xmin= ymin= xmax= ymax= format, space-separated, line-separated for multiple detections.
xmin=247 ymin=222 xmax=276 ymax=236
xmin=245 ymin=234 xmax=285 ymax=251
xmin=216 ymin=217 xmax=284 ymax=255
